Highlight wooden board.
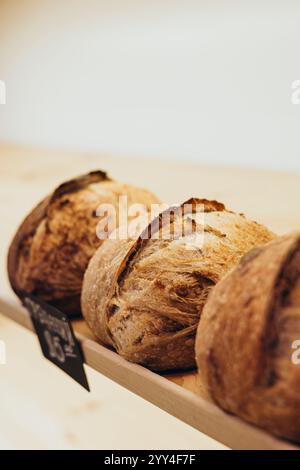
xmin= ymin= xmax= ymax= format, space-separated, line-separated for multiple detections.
xmin=0 ymin=296 xmax=297 ymax=450
xmin=1 ymin=144 xmax=300 ymax=450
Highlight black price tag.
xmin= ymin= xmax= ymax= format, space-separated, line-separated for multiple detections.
xmin=22 ymin=293 xmax=90 ymax=391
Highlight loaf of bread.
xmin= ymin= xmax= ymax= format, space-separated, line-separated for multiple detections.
xmin=196 ymin=233 xmax=300 ymax=442
xmin=82 ymin=198 xmax=274 ymax=371
xmin=7 ymin=171 xmax=160 ymax=315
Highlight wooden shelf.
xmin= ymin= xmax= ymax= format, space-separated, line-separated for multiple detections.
xmin=0 ymin=296 xmax=297 ymax=450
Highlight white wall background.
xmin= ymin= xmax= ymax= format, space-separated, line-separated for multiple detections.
xmin=0 ymin=0 xmax=300 ymax=171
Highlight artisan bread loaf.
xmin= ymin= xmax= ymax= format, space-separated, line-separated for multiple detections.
xmin=8 ymin=171 xmax=160 ymax=315
xmin=196 ymin=233 xmax=300 ymax=442
xmin=82 ymin=198 xmax=274 ymax=371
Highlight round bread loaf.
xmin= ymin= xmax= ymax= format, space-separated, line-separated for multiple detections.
xmin=82 ymin=198 xmax=274 ymax=371
xmin=8 ymin=171 xmax=160 ymax=315
xmin=196 ymin=233 xmax=300 ymax=442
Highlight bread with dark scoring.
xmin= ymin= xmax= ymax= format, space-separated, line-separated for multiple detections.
xmin=82 ymin=198 xmax=275 ymax=370
xmin=7 ymin=171 xmax=160 ymax=315
xmin=196 ymin=232 xmax=300 ymax=442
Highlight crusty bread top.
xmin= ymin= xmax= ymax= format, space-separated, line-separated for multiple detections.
xmin=7 ymin=170 xmax=160 ymax=314
xmin=7 ymin=171 xmax=109 ymax=298
xmin=82 ymin=198 xmax=275 ymax=371
xmin=196 ymin=232 xmax=300 ymax=442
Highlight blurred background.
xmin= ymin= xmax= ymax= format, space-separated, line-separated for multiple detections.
xmin=0 ymin=0 xmax=300 ymax=171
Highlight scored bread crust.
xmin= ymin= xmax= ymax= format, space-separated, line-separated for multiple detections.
xmin=7 ymin=171 xmax=160 ymax=315
xmin=82 ymin=198 xmax=275 ymax=371
xmin=196 ymin=232 xmax=300 ymax=442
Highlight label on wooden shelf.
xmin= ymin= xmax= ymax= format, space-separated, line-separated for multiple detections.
xmin=21 ymin=293 xmax=90 ymax=391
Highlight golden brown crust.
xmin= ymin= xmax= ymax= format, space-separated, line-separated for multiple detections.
xmin=7 ymin=171 xmax=160 ymax=315
xmin=82 ymin=198 xmax=275 ymax=371
xmin=196 ymin=232 xmax=300 ymax=442
xmin=7 ymin=171 xmax=110 ymax=313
